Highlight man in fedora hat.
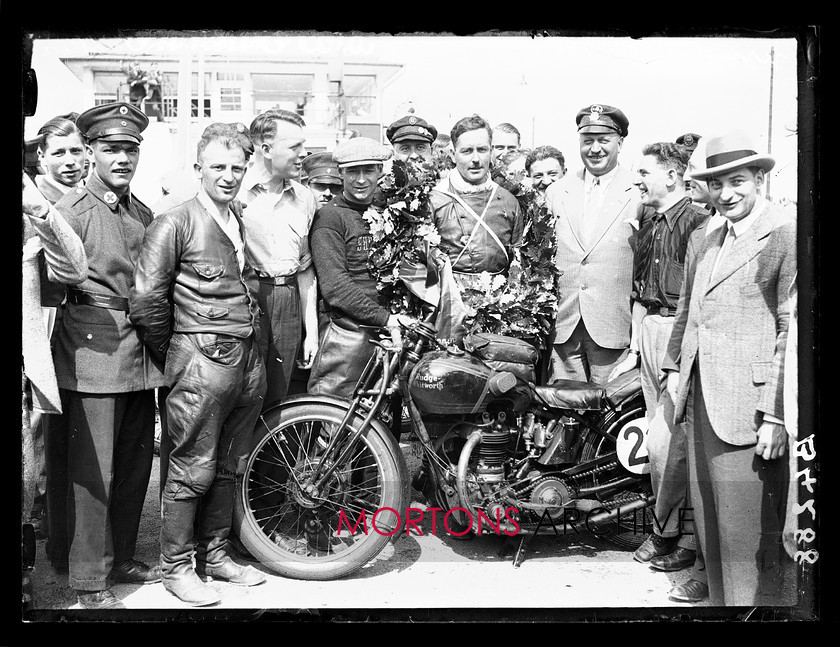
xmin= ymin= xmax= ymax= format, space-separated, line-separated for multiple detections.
xmin=662 ymin=130 xmax=796 ymax=606
xmin=50 ymin=102 xmax=164 ymax=609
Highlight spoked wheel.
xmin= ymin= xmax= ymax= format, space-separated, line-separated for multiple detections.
xmin=234 ymin=402 xmax=405 ymax=581
xmin=579 ymin=397 xmax=654 ymax=550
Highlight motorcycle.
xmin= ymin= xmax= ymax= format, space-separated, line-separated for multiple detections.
xmin=233 ymin=308 xmax=654 ymax=581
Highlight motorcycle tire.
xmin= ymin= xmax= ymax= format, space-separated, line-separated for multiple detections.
xmin=233 ymin=401 xmax=406 ymax=581
xmin=579 ymin=395 xmax=654 ymax=551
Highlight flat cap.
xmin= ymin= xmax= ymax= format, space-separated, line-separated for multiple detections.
xmin=576 ymin=104 xmax=629 ymax=138
xmin=76 ymin=102 xmax=149 ymax=145
xmin=302 ymin=151 xmax=342 ymax=185
xmin=333 ymin=137 xmax=391 ymax=168
xmin=386 ymin=114 xmax=438 ymax=145
xmin=676 ymin=133 xmax=701 ymax=151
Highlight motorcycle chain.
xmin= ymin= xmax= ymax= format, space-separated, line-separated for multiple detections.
xmin=516 ymin=460 xmax=619 ymax=498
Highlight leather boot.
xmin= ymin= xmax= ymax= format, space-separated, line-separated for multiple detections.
xmin=160 ymin=496 xmax=221 ymax=606
xmin=194 ymin=478 xmax=267 ymax=587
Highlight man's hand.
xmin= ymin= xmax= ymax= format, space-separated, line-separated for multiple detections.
xmin=755 ymin=420 xmax=787 ymax=460
xmin=665 ymin=370 xmax=680 ymax=404
xmin=297 ymin=333 xmax=319 ymax=370
xmin=608 ymin=352 xmax=638 ymax=382
xmin=22 ymin=172 xmax=50 ymax=219
xmin=386 ymin=314 xmax=415 ymax=349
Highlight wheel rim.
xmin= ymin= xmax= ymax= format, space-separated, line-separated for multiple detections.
xmin=242 ymin=412 xmax=399 ymax=562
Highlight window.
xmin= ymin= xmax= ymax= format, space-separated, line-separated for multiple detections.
xmin=159 ymin=71 xmax=211 ymax=119
xmin=93 ymin=71 xmax=125 ymax=105
xmin=343 ymin=75 xmax=376 ymax=118
xmin=220 ymin=87 xmax=242 ymax=112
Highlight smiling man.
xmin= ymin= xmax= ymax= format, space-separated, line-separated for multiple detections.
xmin=51 ymin=102 xmax=164 ymax=609
xmin=239 ymin=109 xmax=319 ymax=411
xmin=386 ymin=114 xmax=438 ymax=165
xmin=608 ymin=142 xmax=709 ymax=595
xmin=662 ymin=131 xmax=796 ymax=606
xmin=544 ymin=103 xmax=640 ymax=384
xmin=429 ymin=114 xmax=523 ymax=336
xmin=307 ymin=137 xmax=411 ymax=397
xmin=130 ymin=122 xmax=267 ymax=606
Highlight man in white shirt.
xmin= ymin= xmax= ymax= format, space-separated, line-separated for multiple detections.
xmin=240 ymin=109 xmax=319 ymax=410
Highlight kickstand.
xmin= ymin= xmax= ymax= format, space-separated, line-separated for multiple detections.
xmin=499 ymin=534 xmax=533 ymax=568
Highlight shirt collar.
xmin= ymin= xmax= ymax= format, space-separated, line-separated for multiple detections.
xmin=85 ymin=172 xmax=132 ymax=211
xmin=196 ymin=188 xmax=235 ymax=223
xmin=242 ymin=163 xmax=308 ymax=200
xmin=586 ymin=164 xmax=619 ymax=189
xmin=728 ymin=195 xmax=767 ymax=238
xmin=39 ymin=173 xmax=76 ymax=196
xmin=655 ymin=196 xmax=692 ymax=230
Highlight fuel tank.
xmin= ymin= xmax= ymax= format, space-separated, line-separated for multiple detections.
xmin=408 ymin=350 xmax=516 ymax=414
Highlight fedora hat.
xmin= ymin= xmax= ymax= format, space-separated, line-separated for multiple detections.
xmin=689 ymin=130 xmax=775 ymax=180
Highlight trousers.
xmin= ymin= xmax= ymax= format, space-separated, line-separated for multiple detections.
xmin=307 ymin=318 xmax=376 ymax=399
xmin=550 ymin=319 xmax=628 ymax=385
xmin=62 ymin=389 xmax=155 ymax=591
xmin=257 ymin=281 xmax=301 ymax=411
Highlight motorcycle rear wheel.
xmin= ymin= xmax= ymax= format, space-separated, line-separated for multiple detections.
xmin=233 ymin=402 xmax=405 ymax=581
xmin=579 ymin=396 xmax=653 ymax=550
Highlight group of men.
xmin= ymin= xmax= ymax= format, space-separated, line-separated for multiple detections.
xmin=22 ymin=94 xmax=796 ymax=611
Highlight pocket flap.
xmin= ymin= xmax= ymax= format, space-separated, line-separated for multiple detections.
xmin=193 ymin=263 xmax=225 ymax=280
xmin=196 ymin=304 xmax=230 ymax=320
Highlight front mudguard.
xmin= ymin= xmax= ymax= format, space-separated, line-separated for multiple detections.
xmin=254 ymin=393 xmax=410 ymax=543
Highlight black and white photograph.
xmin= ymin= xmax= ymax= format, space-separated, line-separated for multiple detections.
xmin=18 ymin=28 xmax=820 ymax=624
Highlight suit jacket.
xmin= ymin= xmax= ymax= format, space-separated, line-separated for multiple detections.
xmin=662 ymin=202 xmax=796 ymax=445
xmin=545 ymin=164 xmax=639 ymax=348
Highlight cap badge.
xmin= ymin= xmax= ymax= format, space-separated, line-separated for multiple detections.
xmin=104 ymin=191 xmax=118 ymax=204
xmin=236 ymin=123 xmax=245 ymax=133
xmin=408 ymin=116 xmax=417 ymax=125
xmin=589 ymin=105 xmax=604 ymax=121
xmin=683 ymin=134 xmax=695 ymax=147
xmin=119 ymin=105 xmax=128 ymax=115
xmin=121 ymin=121 xmax=127 ymax=126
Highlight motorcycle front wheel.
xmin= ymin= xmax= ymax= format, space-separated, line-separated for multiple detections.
xmin=233 ymin=402 xmax=405 ymax=581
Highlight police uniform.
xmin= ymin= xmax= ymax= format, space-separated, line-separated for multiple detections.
xmin=51 ymin=102 xmax=164 ymax=603
xmin=301 ymin=151 xmax=342 ymax=207
xmin=386 ymin=114 xmax=438 ymax=147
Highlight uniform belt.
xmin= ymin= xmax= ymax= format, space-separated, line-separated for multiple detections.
xmin=645 ymin=304 xmax=677 ymax=317
xmin=258 ymin=274 xmax=296 ymax=286
xmin=67 ymin=288 xmax=129 ymax=312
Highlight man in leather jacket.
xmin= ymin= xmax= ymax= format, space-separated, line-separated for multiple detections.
xmin=129 ymin=122 xmax=267 ymax=606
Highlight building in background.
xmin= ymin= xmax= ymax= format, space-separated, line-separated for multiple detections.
xmin=30 ymin=37 xmax=403 ymax=202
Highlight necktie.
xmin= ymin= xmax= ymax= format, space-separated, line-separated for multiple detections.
xmin=711 ymin=224 xmax=735 ymax=282
xmin=584 ymin=177 xmax=602 ymax=244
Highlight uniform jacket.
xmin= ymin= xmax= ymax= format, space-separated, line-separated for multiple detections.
xmin=52 ymin=173 xmax=164 ymax=393
xmin=35 ymin=174 xmax=78 ymax=306
xmin=430 ymin=178 xmax=524 ymax=275
xmin=129 ymin=196 xmax=262 ymax=361
xmin=662 ymin=202 xmax=796 ymax=445
xmin=545 ymin=164 xmax=640 ymax=348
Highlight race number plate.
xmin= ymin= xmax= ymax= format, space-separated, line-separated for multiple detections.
xmin=615 ymin=416 xmax=651 ymax=475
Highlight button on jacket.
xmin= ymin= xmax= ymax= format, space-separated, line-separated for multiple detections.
xmin=52 ymin=172 xmax=164 ymax=393
xmin=129 ymin=196 xmax=262 ymax=361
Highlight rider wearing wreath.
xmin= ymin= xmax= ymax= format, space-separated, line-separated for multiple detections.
xmin=429 ymin=114 xmax=524 ymax=342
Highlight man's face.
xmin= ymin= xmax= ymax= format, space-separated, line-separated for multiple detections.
xmin=687 ymin=178 xmax=712 ymax=205
xmin=340 ymin=164 xmax=382 ymax=204
xmin=528 ymin=157 xmax=565 ymax=193
xmin=393 ymin=139 xmax=433 ymax=164
xmin=707 ymin=167 xmax=764 ymax=222
xmin=308 ymin=180 xmax=341 ymax=206
xmin=261 ymin=120 xmax=307 ymax=181
xmin=40 ymin=132 xmax=85 ymax=188
xmin=195 ymin=140 xmax=247 ymax=208
xmin=491 ymin=130 xmax=519 ymax=162
xmin=454 ymin=128 xmax=492 ymax=185
xmin=579 ymin=130 xmax=623 ymax=176
xmin=87 ymin=139 xmax=140 ymax=193
xmin=634 ymin=154 xmax=674 ymax=211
